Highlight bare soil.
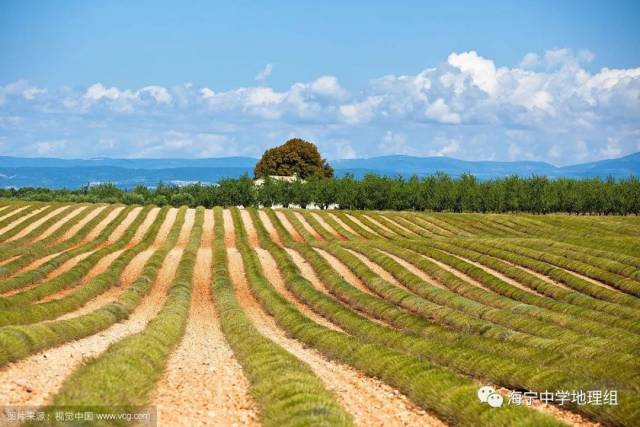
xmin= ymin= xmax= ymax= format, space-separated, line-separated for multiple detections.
xmin=310 ymin=212 xmax=345 ymax=239
xmin=274 ymin=210 xmax=304 ymax=242
xmin=344 ymin=213 xmax=381 ymax=237
xmin=83 ymin=206 xmax=125 ymax=243
xmin=32 ymin=206 xmax=88 ymax=243
xmin=258 ymin=210 xmax=282 ymax=244
xmin=54 ymin=205 xmax=107 ymax=244
xmin=360 ymin=214 xmax=397 ymax=236
xmin=0 ymin=206 xmax=50 ymax=238
xmin=326 ymin=213 xmax=362 ymax=238
xmin=293 ymin=211 xmax=324 ymax=240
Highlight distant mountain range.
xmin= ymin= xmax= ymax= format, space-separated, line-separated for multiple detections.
xmin=0 ymin=152 xmax=638 ymax=189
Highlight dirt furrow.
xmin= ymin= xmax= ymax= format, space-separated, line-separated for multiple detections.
xmin=345 ymin=213 xmax=381 ymax=237
xmin=130 ymin=207 xmax=160 ymax=245
xmin=82 ymin=206 xmax=125 ymax=243
xmin=367 ymin=249 xmax=448 ymax=290
xmin=0 ymin=206 xmax=49 ymax=237
xmin=106 ymin=206 xmax=143 ymax=244
xmin=256 ymin=247 xmax=344 ymax=332
xmin=154 ymin=208 xmax=178 ymax=245
xmin=294 ymin=211 xmax=324 ymax=240
xmin=239 ymin=209 xmax=259 ymax=247
xmin=55 ymin=210 xmax=181 ymax=321
xmin=417 ymin=253 xmax=494 ymax=292
xmin=326 ymin=213 xmax=362 ymax=238
xmin=54 ymin=205 xmax=107 ymax=244
xmin=227 ymin=246 xmax=445 ymax=427
xmin=313 ymin=248 xmax=378 ymax=296
xmin=379 ymin=215 xmax=419 ymax=237
xmin=310 ymin=212 xmax=345 ymax=239
xmin=257 ymin=210 xmax=282 ymax=244
xmin=361 ymin=214 xmax=397 ymax=236
xmin=6 ymin=206 xmax=69 ymax=242
xmin=0 ymin=240 xmax=187 ymax=409
xmin=222 ymin=209 xmax=237 ymax=248
xmin=274 ymin=210 xmax=304 ymax=242
xmin=151 ymin=210 xmax=260 ymax=426
xmin=33 ymin=205 xmax=89 ymax=242
xmin=445 ymin=252 xmax=545 ymax=297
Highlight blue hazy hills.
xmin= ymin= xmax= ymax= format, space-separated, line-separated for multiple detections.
xmin=0 ymin=152 xmax=638 ymax=189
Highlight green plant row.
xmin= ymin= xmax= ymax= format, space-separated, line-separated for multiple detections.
xmin=296 ymin=209 xmax=338 ymax=241
xmin=362 ymin=240 xmax=640 ymax=356
xmin=0 ymin=206 xmax=176 ymax=367
xmin=337 ymin=240 xmax=640 ymax=370
xmin=258 ymin=208 xmax=640 ymax=425
xmin=504 ymin=239 xmax=640 ymax=287
xmin=214 ymin=207 xmax=353 ymax=427
xmin=279 ymin=209 xmax=317 ymax=243
xmin=0 ymin=203 xmax=40 ymax=232
xmin=387 ymin=239 xmax=640 ymax=345
xmin=413 ymin=212 xmax=473 ymax=236
xmin=331 ymin=211 xmax=380 ymax=239
xmin=246 ymin=208 xmax=564 ymax=426
xmin=0 ymin=204 xmax=61 ymax=243
xmin=379 ymin=212 xmax=439 ymax=238
xmin=517 ymin=238 xmax=640 ymax=274
xmin=458 ymin=239 xmax=640 ymax=310
xmin=0 ymin=204 xmax=117 ymax=279
xmin=317 ymin=211 xmax=360 ymax=240
xmin=421 ymin=239 xmax=640 ymax=334
xmin=0 ymin=205 xmax=80 ymax=254
xmin=317 ymin=241 xmax=639 ymax=378
xmin=0 ymin=205 xmax=130 ymax=293
xmin=0 ymin=203 xmax=101 ymax=260
xmin=432 ymin=213 xmax=511 ymax=237
xmin=0 ymin=206 xmax=156 ymax=322
xmin=308 ymin=240 xmax=639 ymax=391
xmin=370 ymin=212 xmax=421 ymax=238
xmin=45 ymin=207 xmax=200 ymax=422
xmin=0 ymin=206 xmax=145 ymax=309
xmin=348 ymin=212 xmax=398 ymax=239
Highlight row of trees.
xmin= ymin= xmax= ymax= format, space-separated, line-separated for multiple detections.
xmin=1 ymin=173 xmax=639 ymax=214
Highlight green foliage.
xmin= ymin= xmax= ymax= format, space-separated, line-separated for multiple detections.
xmin=2 ymin=172 xmax=639 ymax=214
xmin=254 ymin=138 xmax=334 ymax=179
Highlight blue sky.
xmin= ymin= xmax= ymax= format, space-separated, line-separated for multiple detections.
xmin=1 ymin=0 xmax=639 ymax=164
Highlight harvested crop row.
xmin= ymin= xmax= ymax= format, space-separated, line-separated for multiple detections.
xmin=243 ymin=208 xmax=565 ymax=426
xmin=0 ymin=204 xmax=123 ymax=285
xmin=47 ymin=208 xmax=202 ymax=413
xmin=213 ymin=207 xmax=353 ymax=426
xmin=261 ymin=208 xmax=639 ymax=425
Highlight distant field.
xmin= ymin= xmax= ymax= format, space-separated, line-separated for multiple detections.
xmin=0 ymin=202 xmax=638 ymax=426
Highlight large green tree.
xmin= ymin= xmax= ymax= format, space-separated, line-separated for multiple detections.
xmin=254 ymin=138 xmax=334 ymax=179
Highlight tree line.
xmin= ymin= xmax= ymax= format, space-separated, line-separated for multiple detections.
xmin=1 ymin=173 xmax=639 ymax=214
